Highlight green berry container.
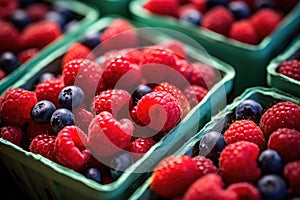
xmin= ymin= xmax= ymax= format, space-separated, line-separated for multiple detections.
xmin=0 ymin=0 xmax=99 ymax=94
xmin=129 ymin=0 xmax=300 ymax=99
xmin=128 ymin=86 xmax=300 ymax=200
xmin=267 ymin=34 xmax=300 ymax=97
xmin=0 ymin=16 xmax=235 ymax=200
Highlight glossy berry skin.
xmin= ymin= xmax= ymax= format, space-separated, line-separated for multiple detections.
xmin=235 ymin=99 xmax=263 ymax=124
xmin=228 ymin=1 xmax=251 ymax=20
xmin=0 ymin=52 xmax=20 ymax=74
xmin=132 ymin=84 xmax=153 ymax=106
xmin=257 ymin=175 xmax=287 ymax=200
xmin=110 ymin=152 xmax=134 ymax=179
xmin=31 ymin=100 xmax=56 ymax=124
xmin=10 ymin=9 xmax=31 ymax=30
xmin=50 ymin=108 xmax=75 ymax=133
xmin=58 ymin=86 xmax=84 ymax=110
xmin=180 ymin=8 xmax=202 ymax=26
xmin=80 ymin=32 xmax=101 ymax=50
xmin=85 ymin=168 xmax=102 ymax=183
xmin=258 ymin=149 xmax=283 ymax=175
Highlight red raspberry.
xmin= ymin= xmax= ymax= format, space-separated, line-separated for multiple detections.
xmin=183 ymin=85 xmax=208 ymax=108
xmin=54 ymin=125 xmax=90 ymax=170
xmin=73 ymin=108 xmax=93 ymax=134
xmin=154 ymin=82 xmax=190 ymax=118
xmin=143 ymin=0 xmax=180 ymax=17
xmin=20 ymin=21 xmax=62 ymax=49
xmin=127 ymin=137 xmax=156 ymax=160
xmin=35 ymin=77 xmax=65 ymax=108
xmin=192 ymin=62 xmax=219 ymax=89
xmin=150 ymin=155 xmax=200 ymax=198
xmin=227 ymin=182 xmax=262 ymax=200
xmin=250 ymin=8 xmax=282 ymax=40
xmin=156 ymin=40 xmax=186 ymax=59
xmin=229 ymin=20 xmax=260 ymax=45
xmin=183 ymin=174 xmax=238 ymax=200
xmin=0 ymin=0 xmax=19 ymax=19
xmin=29 ymin=134 xmax=57 ymax=162
xmin=87 ymin=111 xmax=133 ymax=158
xmin=190 ymin=0 xmax=206 ymax=13
xmin=136 ymin=91 xmax=181 ymax=132
xmin=0 ymin=69 xmax=6 ymax=81
xmin=0 ymin=126 xmax=25 ymax=147
xmin=18 ymin=48 xmax=39 ymax=64
xmin=192 ymin=155 xmax=218 ymax=177
xmin=61 ymin=43 xmax=94 ymax=67
xmin=0 ymin=21 xmax=20 ymax=54
xmin=219 ymin=141 xmax=261 ymax=184
xmin=202 ymin=6 xmax=235 ymax=36
xmin=268 ymin=128 xmax=300 ymax=163
xmin=121 ymin=48 xmax=144 ymax=64
xmin=25 ymin=3 xmax=49 ymax=22
xmin=284 ymin=160 xmax=300 ymax=196
xmin=26 ymin=120 xmax=55 ymax=139
xmin=130 ymin=105 xmax=146 ymax=126
xmin=278 ymin=59 xmax=300 ymax=81
xmin=0 ymin=88 xmax=37 ymax=126
xmin=259 ymin=101 xmax=300 ymax=139
xmin=224 ymin=120 xmax=266 ymax=151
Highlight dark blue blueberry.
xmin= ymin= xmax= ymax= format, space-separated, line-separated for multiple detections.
xmin=37 ymin=72 xmax=55 ymax=83
xmin=19 ymin=0 xmax=36 ymax=7
xmin=228 ymin=1 xmax=251 ymax=20
xmin=52 ymin=2 xmax=72 ymax=20
xmin=257 ymin=175 xmax=287 ymax=200
xmin=206 ymin=0 xmax=228 ymax=9
xmin=31 ymin=100 xmax=56 ymax=124
xmin=63 ymin=20 xmax=79 ymax=32
xmin=0 ymin=52 xmax=20 ymax=74
xmin=110 ymin=152 xmax=134 ymax=179
xmin=85 ymin=168 xmax=102 ymax=183
xmin=199 ymin=131 xmax=226 ymax=164
xmin=10 ymin=9 xmax=31 ymax=30
xmin=44 ymin=11 xmax=67 ymax=29
xmin=258 ymin=149 xmax=283 ymax=175
xmin=255 ymin=0 xmax=276 ymax=10
xmin=50 ymin=108 xmax=75 ymax=132
xmin=180 ymin=9 xmax=202 ymax=26
xmin=132 ymin=84 xmax=153 ymax=105
xmin=81 ymin=32 xmax=101 ymax=50
xmin=58 ymin=86 xmax=84 ymax=110
xmin=235 ymin=99 xmax=263 ymax=124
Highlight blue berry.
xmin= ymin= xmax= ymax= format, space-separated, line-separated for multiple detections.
xmin=132 ymin=84 xmax=153 ymax=105
xmin=85 ymin=168 xmax=102 ymax=183
xmin=81 ymin=32 xmax=101 ymax=50
xmin=31 ymin=100 xmax=56 ymax=124
xmin=37 ymin=72 xmax=55 ymax=84
xmin=10 ymin=9 xmax=31 ymax=30
xmin=206 ymin=0 xmax=228 ymax=9
xmin=255 ymin=0 xmax=276 ymax=10
xmin=258 ymin=149 xmax=283 ymax=175
xmin=110 ymin=152 xmax=134 ymax=179
xmin=228 ymin=1 xmax=251 ymax=20
xmin=180 ymin=8 xmax=202 ymax=26
xmin=52 ymin=2 xmax=72 ymax=20
xmin=63 ymin=20 xmax=79 ymax=32
xmin=257 ymin=175 xmax=287 ymax=200
xmin=0 ymin=52 xmax=20 ymax=74
xmin=44 ymin=11 xmax=67 ymax=29
xmin=58 ymin=86 xmax=84 ymax=110
xmin=50 ymin=108 xmax=75 ymax=132
xmin=235 ymin=99 xmax=263 ymax=124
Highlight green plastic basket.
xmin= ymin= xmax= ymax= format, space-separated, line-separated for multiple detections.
xmin=0 ymin=16 xmax=235 ymax=200
xmin=0 ymin=0 xmax=99 ymax=94
xmin=129 ymin=0 xmax=300 ymax=98
xmin=267 ymin=34 xmax=300 ymax=97
xmin=128 ymin=86 xmax=300 ymax=200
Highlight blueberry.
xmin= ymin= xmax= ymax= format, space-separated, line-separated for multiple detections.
xmin=58 ymin=86 xmax=84 ymax=110
xmin=44 ymin=11 xmax=67 ymax=29
xmin=257 ymin=175 xmax=287 ymax=200
xmin=199 ymin=131 xmax=226 ymax=164
xmin=132 ymin=84 xmax=153 ymax=105
xmin=31 ymin=100 xmax=56 ymax=124
xmin=180 ymin=9 xmax=202 ymax=26
xmin=52 ymin=2 xmax=72 ymax=20
xmin=258 ymin=149 xmax=283 ymax=175
xmin=228 ymin=1 xmax=251 ymax=20
xmin=206 ymin=0 xmax=228 ymax=9
xmin=37 ymin=72 xmax=55 ymax=83
xmin=85 ymin=168 xmax=102 ymax=183
xmin=255 ymin=0 xmax=276 ymax=10
xmin=10 ymin=9 xmax=31 ymax=30
xmin=0 ymin=52 xmax=20 ymax=74
xmin=63 ymin=20 xmax=79 ymax=32
xmin=235 ymin=99 xmax=263 ymax=124
xmin=110 ymin=152 xmax=134 ymax=179
xmin=81 ymin=32 xmax=101 ymax=50
xmin=50 ymin=108 xmax=75 ymax=132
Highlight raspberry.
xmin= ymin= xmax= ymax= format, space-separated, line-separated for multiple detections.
xmin=18 ymin=48 xmax=39 ymax=64
xmin=121 ymin=48 xmax=144 ymax=64
xmin=0 ymin=126 xmax=25 ymax=147
xmin=268 ymin=128 xmax=300 ymax=163
xmin=224 ymin=119 xmax=266 ymax=151
xmin=127 ymin=137 xmax=156 ymax=160
xmin=87 ymin=111 xmax=133 ymax=158
xmin=156 ymin=40 xmax=187 ymax=59
xmin=29 ymin=134 xmax=57 ymax=162
xmin=20 ymin=21 xmax=62 ymax=49
xmin=54 ymin=125 xmax=90 ymax=170
xmin=284 ymin=161 xmax=300 ymax=196
xmin=227 ymin=182 xmax=262 ymax=200
xmin=183 ymin=85 xmax=208 ymax=108
xmin=229 ymin=20 xmax=260 ymax=45
xmin=202 ymin=6 xmax=235 ymax=36
xmin=0 ymin=69 xmax=6 ymax=81
xmin=26 ymin=120 xmax=55 ymax=139
xmin=0 ymin=0 xmax=19 ymax=19
xmin=35 ymin=77 xmax=65 ymax=108
xmin=73 ymin=108 xmax=93 ymax=134
xmin=0 ymin=88 xmax=37 ymax=126
xmin=219 ymin=141 xmax=261 ymax=184
xmin=0 ymin=21 xmax=20 ymax=54
xmin=25 ymin=3 xmax=49 ymax=22
xmin=136 ymin=91 xmax=181 ymax=132
xmin=183 ymin=174 xmax=238 ymax=200
xmin=278 ymin=59 xmax=300 ymax=81
xmin=192 ymin=62 xmax=219 ymax=89
xmin=130 ymin=105 xmax=146 ymax=126
xmin=190 ymin=0 xmax=206 ymax=13
xmin=250 ymin=8 xmax=282 ymax=40
xmin=192 ymin=155 xmax=218 ymax=177
xmin=259 ymin=101 xmax=300 ymax=139
xmin=143 ymin=0 xmax=180 ymax=17
xmin=150 ymin=155 xmax=200 ymax=198
xmin=61 ymin=43 xmax=93 ymax=67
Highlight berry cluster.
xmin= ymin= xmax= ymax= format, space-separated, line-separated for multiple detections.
xmin=0 ymin=0 xmax=83 ymax=81
xmin=143 ymin=0 xmax=298 ymax=45
xmin=150 ymin=99 xmax=300 ymax=199
xmin=278 ymin=58 xmax=300 ymax=81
